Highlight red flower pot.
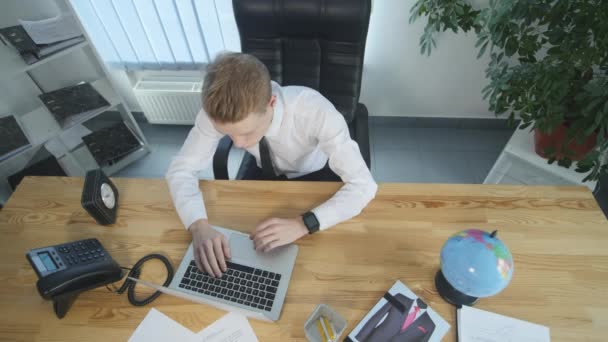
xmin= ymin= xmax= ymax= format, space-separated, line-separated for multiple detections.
xmin=534 ymin=124 xmax=596 ymax=161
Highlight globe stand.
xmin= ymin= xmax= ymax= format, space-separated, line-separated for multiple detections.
xmin=435 ymin=270 xmax=479 ymax=306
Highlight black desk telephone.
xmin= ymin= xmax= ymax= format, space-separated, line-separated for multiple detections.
xmin=26 ymin=238 xmax=123 ymax=318
xmin=26 ymin=238 xmax=174 ymax=319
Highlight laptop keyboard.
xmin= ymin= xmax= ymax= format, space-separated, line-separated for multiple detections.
xmin=178 ymin=260 xmax=282 ymax=312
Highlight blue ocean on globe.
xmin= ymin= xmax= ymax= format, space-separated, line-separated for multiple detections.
xmin=440 ymin=229 xmax=514 ymax=298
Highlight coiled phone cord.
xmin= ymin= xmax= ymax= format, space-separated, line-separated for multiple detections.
xmin=109 ymin=253 xmax=174 ymax=306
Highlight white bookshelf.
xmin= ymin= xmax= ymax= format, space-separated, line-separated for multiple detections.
xmin=484 ymin=128 xmax=597 ymax=191
xmin=0 ymin=0 xmax=149 ymax=205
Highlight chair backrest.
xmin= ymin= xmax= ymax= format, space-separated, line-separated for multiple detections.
xmin=232 ymin=0 xmax=371 ymax=123
xmin=594 ymin=174 xmax=608 ymax=219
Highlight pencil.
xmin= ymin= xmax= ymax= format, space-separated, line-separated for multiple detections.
xmin=322 ymin=316 xmax=335 ymax=340
xmin=316 ymin=318 xmax=328 ymax=342
xmin=320 ymin=317 xmax=330 ymax=340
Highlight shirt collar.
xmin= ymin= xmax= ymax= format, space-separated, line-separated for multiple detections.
xmin=409 ymin=303 xmax=425 ymax=317
xmin=265 ymin=81 xmax=284 ymax=138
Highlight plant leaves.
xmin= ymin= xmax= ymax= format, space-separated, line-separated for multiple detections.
xmin=547 ymin=46 xmax=561 ymax=55
xmin=576 ymin=164 xmax=593 ymax=173
xmin=505 ymin=37 xmax=518 ymax=57
xmin=557 ymin=158 xmax=573 ymax=168
xmin=407 ymin=0 xmax=608 ymax=183
xmin=475 ymin=35 xmax=488 ymax=48
xmin=477 ymin=41 xmax=489 ymax=59
xmin=507 ymin=113 xmax=515 ymax=128
xmin=520 ymin=121 xmax=533 ymax=130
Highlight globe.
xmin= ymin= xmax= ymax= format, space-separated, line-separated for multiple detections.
xmin=435 ymin=229 xmax=514 ymax=306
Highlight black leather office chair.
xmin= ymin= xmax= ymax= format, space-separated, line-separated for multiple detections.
xmin=213 ymin=0 xmax=372 ymax=180
xmin=594 ymin=174 xmax=608 ymax=219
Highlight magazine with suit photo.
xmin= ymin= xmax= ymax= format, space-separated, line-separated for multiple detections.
xmin=345 ymin=280 xmax=450 ymax=342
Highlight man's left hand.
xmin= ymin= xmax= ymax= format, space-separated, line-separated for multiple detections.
xmin=250 ymin=217 xmax=309 ymax=252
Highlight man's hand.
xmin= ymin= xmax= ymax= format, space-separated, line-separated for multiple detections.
xmin=189 ymin=219 xmax=231 ymax=278
xmin=249 ymin=217 xmax=309 ymax=252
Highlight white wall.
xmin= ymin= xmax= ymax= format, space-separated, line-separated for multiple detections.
xmin=360 ymin=0 xmax=494 ymax=118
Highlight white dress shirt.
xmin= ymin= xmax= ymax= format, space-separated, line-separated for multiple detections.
xmin=165 ymin=81 xmax=378 ymax=231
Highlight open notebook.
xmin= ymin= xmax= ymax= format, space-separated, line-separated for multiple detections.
xmin=458 ymin=305 xmax=550 ymax=342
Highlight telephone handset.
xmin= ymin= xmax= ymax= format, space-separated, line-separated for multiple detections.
xmin=26 ymin=238 xmax=123 ymax=318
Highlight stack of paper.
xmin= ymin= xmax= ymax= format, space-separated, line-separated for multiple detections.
xmin=457 ymin=305 xmax=550 ymax=342
xmin=128 ymin=309 xmax=194 ymax=342
xmin=0 ymin=13 xmax=84 ymax=65
xmin=19 ymin=13 xmax=82 ymax=45
xmin=129 ymin=308 xmax=259 ymax=342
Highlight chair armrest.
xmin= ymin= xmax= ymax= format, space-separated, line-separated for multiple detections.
xmin=213 ymin=135 xmax=233 ymax=180
xmin=354 ymin=103 xmax=371 ymax=169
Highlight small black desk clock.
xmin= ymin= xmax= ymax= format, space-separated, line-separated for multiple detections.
xmin=81 ymin=169 xmax=118 ymax=225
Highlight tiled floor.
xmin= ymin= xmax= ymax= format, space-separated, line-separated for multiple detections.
xmin=115 ymin=118 xmax=515 ymax=184
xmin=370 ymin=119 xmax=514 ymax=184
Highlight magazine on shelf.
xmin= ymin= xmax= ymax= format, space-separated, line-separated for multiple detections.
xmin=39 ymin=82 xmax=110 ymax=128
xmin=82 ymin=122 xmax=142 ymax=167
xmin=0 ymin=25 xmax=84 ymax=64
xmin=0 ymin=115 xmax=30 ymax=162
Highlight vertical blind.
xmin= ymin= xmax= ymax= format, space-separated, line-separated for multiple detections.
xmin=70 ymin=0 xmax=241 ymax=70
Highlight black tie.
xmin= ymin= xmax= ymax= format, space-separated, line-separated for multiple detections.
xmin=259 ymin=136 xmax=276 ymax=179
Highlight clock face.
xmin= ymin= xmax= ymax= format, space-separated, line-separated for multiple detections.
xmin=100 ymin=183 xmax=115 ymax=209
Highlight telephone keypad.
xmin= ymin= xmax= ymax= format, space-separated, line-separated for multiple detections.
xmin=56 ymin=239 xmax=109 ymax=266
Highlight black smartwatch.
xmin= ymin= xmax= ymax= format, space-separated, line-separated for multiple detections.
xmin=302 ymin=211 xmax=320 ymax=234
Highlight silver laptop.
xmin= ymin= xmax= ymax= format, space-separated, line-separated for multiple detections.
xmin=168 ymin=225 xmax=298 ymax=322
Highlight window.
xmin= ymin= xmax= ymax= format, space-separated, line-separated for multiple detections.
xmin=70 ymin=0 xmax=240 ymax=70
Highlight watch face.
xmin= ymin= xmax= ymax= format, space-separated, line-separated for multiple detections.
xmin=304 ymin=215 xmax=314 ymax=227
xmin=303 ymin=212 xmax=319 ymax=232
xmin=100 ymin=183 xmax=115 ymax=209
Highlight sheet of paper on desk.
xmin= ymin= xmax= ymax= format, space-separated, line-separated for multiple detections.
xmin=128 ymin=308 xmax=196 ymax=342
xmin=458 ymin=305 xmax=550 ymax=342
xmin=195 ymin=312 xmax=259 ymax=342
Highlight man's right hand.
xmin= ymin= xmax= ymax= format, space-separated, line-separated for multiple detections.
xmin=189 ymin=219 xmax=231 ymax=278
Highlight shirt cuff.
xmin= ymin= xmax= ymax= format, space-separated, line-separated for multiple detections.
xmin=311 ymin=204 xmax=338 ymax=231
xmin=179 ymin=201 xmax=208 ymax=230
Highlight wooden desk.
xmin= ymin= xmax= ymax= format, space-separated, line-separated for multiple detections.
xmin=0 ymin=177 xmax=607 ymax=341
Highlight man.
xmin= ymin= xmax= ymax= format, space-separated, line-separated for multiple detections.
xmin=166 ymin=52 xmax=377 ymax=278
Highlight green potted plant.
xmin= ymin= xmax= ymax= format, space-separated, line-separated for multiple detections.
xmin=410 ymin=0 xmax=608 ymax=182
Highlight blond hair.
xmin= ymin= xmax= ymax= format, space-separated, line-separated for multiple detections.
xmin=202 ymin=52 xmax=271 ymax=123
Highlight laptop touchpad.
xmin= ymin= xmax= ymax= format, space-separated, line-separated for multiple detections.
xmin=229 ymin=233 xmax=256 ymax=259
xmin=229 ymin=233 xmax=291 ymax=269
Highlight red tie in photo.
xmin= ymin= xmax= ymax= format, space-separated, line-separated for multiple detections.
xmin=401 ymin=305 xmax=420 ymax=332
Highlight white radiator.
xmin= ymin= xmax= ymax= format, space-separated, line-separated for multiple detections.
xmin=133 ymin=77 xmax=202 ymax=124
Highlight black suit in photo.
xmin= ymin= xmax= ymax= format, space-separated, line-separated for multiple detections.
xmin=355 ymin=294 xmax=436 ymax=342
